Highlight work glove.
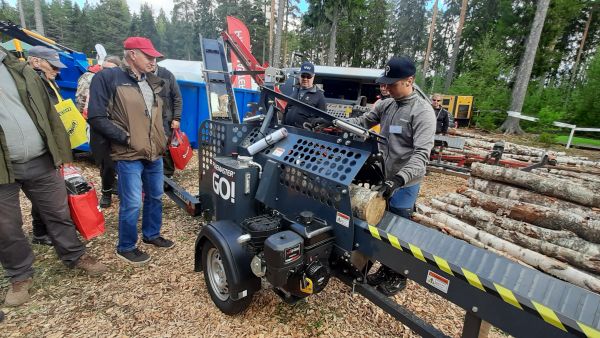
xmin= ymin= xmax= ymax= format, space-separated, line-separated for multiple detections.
xmin=377 ymin=175 xmax=405 ymax=199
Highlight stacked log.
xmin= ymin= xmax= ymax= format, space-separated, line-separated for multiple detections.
xmin=415 ymin=162 xmax=600 ymax=293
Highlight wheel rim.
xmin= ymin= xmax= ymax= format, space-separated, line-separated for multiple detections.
xmin=206 ymin=247 xmax=229 ymax=301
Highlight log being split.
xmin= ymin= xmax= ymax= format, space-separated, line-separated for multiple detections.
xmin=349 ymin=184 xmax=386 ymax=225
xmin=470 ymin=162 xmax=600 ymax=208
xmin=435 ymin=196 xmax=600 ymax=257
xmin=457 ymin=187 xmax=600 ymax=243
xmin=416 ymin=204 xmax=600 ymax=293
xmin=412 ymin=213 xmax=533 ymax=268
xmin=430 ymin=200 xmax=600 ymax=274
xmin=467 ymin=178 xmax=600 ymax=220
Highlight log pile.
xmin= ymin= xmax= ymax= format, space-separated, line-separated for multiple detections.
xmin=444 ymin=129 xmax=599 ymax=168
xmin=415 ymin=162 xmax=600 ymax=293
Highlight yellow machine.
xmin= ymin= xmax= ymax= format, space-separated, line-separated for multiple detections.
xmin=441 ymin=95 xmax=474 ymax=126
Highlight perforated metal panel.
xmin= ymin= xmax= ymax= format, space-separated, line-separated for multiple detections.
xmin=198 ymin=120 xmax=253 ymax=179
xmin=279 ymin=165 xmax=344 ymax=210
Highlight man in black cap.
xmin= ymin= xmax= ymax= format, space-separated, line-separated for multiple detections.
xmin=283 ymin=61 xmax=327 ymax=129
xmin=431 ymin=93 xmax=450 ymax=135
xmin=26 ymin=46 xmax=68 ymax=246
xmin=347 ymin=56 xmax=436 ymax=296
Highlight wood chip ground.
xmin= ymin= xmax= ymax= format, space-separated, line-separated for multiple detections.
xmin=0 ymin=150 xmax=511 ymax=337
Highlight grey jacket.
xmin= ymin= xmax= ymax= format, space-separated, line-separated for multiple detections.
xmin=347 ymin=91 xmax=436 ymax=187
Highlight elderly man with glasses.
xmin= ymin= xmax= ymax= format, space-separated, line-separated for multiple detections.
xmin=282 ymin=61 xmax=327 ymax=129
xmin=431 ymin=93 xmax=450 ymax=135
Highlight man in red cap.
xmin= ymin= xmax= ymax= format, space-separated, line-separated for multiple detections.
xmin=88 ymin=37 xmax=174 ymax=265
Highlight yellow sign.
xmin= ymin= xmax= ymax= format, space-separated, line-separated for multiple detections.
xmin=55 ymin=98 xmax=88 ymax=149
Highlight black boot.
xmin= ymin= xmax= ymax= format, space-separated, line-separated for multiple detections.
xmin=367 ymin=265 xmax=407 ymax=296
xmin=99 ymin=190 xmax=112 ymax=208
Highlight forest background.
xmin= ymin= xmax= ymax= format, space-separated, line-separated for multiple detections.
xmin=1 ymin=0 xmax=599 ymax=140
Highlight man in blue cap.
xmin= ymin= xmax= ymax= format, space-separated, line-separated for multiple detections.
xmin=283 ymin=61 xmax=327 ymax=129
xmin=347 ymin=56 xmax=436 ymax=296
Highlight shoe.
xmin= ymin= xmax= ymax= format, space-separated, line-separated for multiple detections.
xmin=74 ymin=253 xmax=107 ymax=276
xmin=4 ymin=278 xmax=33 ymax=307
xmin=116 ymin=248 xmax=151 ymax=266
xmin=143 ymin=236 xmax=175 ymax=249
xmin=367 ymin=265 xmax=407 ymax=296
xmin=366 ymin=265 xmax=388 ymax=286
xmin=99 ymin=191 xmax=112 ymax=208
xmin=32 ymin=235 xmax=52 ymax=246
xmin=378 ymin=272 xmax=407 ymax=296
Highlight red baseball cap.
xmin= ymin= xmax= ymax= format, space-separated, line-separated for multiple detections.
xmin=123 ymin=37 xmax=163 ymax=58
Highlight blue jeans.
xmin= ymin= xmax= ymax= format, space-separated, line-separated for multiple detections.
xmin=115 ymin=159 xmax=164 ymax=252
xmin=389 ymin=183 xmax=421 ymax=219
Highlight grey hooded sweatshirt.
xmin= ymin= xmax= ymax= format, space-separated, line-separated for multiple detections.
xmin=347 ymin=90 xmax=435 ymax=187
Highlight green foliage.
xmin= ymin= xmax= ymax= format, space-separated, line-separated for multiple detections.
xmin=449 ymin=35 xmax=510 ymax=112
xmin=537 ymin=132 xmax=557 ymax=145
xmin=473 ymin=111 xmax=504 ymax=131
xmin=571 ymin=48 xmax=600 ymax=127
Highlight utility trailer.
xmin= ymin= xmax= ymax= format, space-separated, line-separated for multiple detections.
xmin=165 ymin=36 xmax=600 ymax=338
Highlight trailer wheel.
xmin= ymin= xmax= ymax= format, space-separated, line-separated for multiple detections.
xmin=202 ymin=241 xmax=253 ymax=315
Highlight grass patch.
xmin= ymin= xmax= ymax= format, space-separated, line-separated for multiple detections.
xmin=556 ymin=135 xmax=600 ymax=147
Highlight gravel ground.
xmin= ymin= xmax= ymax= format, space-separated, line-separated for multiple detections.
xmin=0 ymin=150 xmax=511 ymax=338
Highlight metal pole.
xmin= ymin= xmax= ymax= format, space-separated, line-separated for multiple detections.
xmin=566 ymin=127 xmax=576 ymax=149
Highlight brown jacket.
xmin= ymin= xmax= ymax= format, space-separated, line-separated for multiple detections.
xmin=87 ymin=65 xmax=167 ymax=161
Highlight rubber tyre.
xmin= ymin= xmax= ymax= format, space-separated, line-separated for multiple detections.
xmin=202 ymin=241 xmax=253 ymax=315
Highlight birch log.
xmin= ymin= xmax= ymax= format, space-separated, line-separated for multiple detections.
xmin=457 ymin=187 xmax=600 ymax=243
xmin=545 ymin=164 xmax=600 ymax=176
xmin=430 ymin=200 xmax=600 ymax=273
xmin=467 ymin=178 xmax=600 ymax=219
xmin=435 ymin=196 xmax=600 ymax=256
xmin=539 ymin=168 xmax=600 ymax=184
xmin=349 ymin=184 xmax=386 ymax=225
xmin=530 ymin=170 xmax=600 ymax=191
xmin=470 ymin=163 xmax=600 ymax=208
xmin=416 ymin=204 xmax=600 ymax=292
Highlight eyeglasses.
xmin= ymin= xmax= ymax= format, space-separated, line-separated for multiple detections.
xmin=432 ymin=99 xmax=441 ymax=102
xmin=300 ymin=74 xmax=313 ymax=79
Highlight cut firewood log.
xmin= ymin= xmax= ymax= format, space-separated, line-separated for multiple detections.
xmin=470 ymin=163 xmax=600 ymax=208
xmin=435 ymin=196 xmax=600 ymax=256
xmin=538 ymin=168 xmax=600 ymax=184
xmin=467 ymin=178 xmax=600 ymax=220
xmin=416 ymin=204 xmax=600 ymax=293
xmin=349 ymin=184 xmax=386 ymax=225
xmin=457 ymin=187 xmax=600 ymax=243
xmin=412 ymin=213 xmax=532 ymax=268
xmin=430 ymin=200 xmax=600 ymax=274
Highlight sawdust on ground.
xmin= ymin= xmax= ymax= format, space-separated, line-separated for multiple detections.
xmin=0 ymin=151 xmax=513 ymax=338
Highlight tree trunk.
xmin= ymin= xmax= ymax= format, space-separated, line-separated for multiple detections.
xmin=327 ymin=8 xmax=339 ymax=66
xmin=349 ymin=184 xmax=386 ymax=225
xmin=18 ymin=0 xmax=27 ymax=28
xmin=412 ymin=212 xmax=532 ymax=267
xmin=457 ymin=187 xmax=600 ymax=243
xmin=283 ymin=0 xmax=290 ymax=67
xmin=467 ymin=178 xmax=600 ymax=220
xmin=33 ymin=0 xmax=45 ymax=36
xmin=430 ymin=199 xmax=600 ymax=273
xmin=437 ymin=195 xmax=600 ymax=256
xmin=272 ymin=0 xmax=286 ymax=68
xmin=268 ymin=0 xmax=276 ymax=65
xmin=544 ymin=164 xmax=600 ymax=176
xmin=444 ymin=0 xmax=467 ymax=91
xmin=422 ymin=0 xmax=438 ymax=84
xmin=470 ymin=163 xmax=600 ymax=208
xmin=570 ymin=8 xmax=592 ymax=85
xmin=537 ymin=168 xmax=600 ymax=184
xmin=500 ymin=0 xmax=550 ymax=135
xmin=529 ymin=170 xmax=600 ymax=192
xmin=416 ymin=204 xmax=600 ymax=293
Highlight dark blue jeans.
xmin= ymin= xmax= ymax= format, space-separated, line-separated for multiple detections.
xmin=389 ymin=183 xmax=421 ymax=219
xmin=115 ymin=159 xmax=164 ymax=252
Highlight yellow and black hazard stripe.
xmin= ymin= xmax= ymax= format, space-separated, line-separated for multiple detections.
xmin=366 ymin=225 xmax=600 ymax=338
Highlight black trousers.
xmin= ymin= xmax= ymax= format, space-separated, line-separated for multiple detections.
xmin=90 ymin=129 xmax=116 ymax=192
xmin=0 ymin=154 xmax=86 ymax=282
xmin=163 ymin=124 xmax=175 ymax=177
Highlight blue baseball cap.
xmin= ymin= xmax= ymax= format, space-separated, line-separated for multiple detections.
xmin=377 ymin=56 xmax=416 ymax=84
xmin=300 ymin=61 xmax=315 ymax=76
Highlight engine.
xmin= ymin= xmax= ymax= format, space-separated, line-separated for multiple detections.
xmin=245 ymin=212 xmax=334 ymax=302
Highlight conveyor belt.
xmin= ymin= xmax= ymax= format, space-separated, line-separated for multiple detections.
xmin=355 ymin=212 xmax=600 ymax=338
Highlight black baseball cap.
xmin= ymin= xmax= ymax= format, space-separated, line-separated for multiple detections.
xmin=377 ymin=56 xmax=416 ymax=85
xmin=28 ymin=46 xmax=66 ymax=68
xmin=300 ymin=61 xmax=315 ymax=76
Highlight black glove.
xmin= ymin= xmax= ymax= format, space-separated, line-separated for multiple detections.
xmin=377 ymin=176 xmax=405 ymax=199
